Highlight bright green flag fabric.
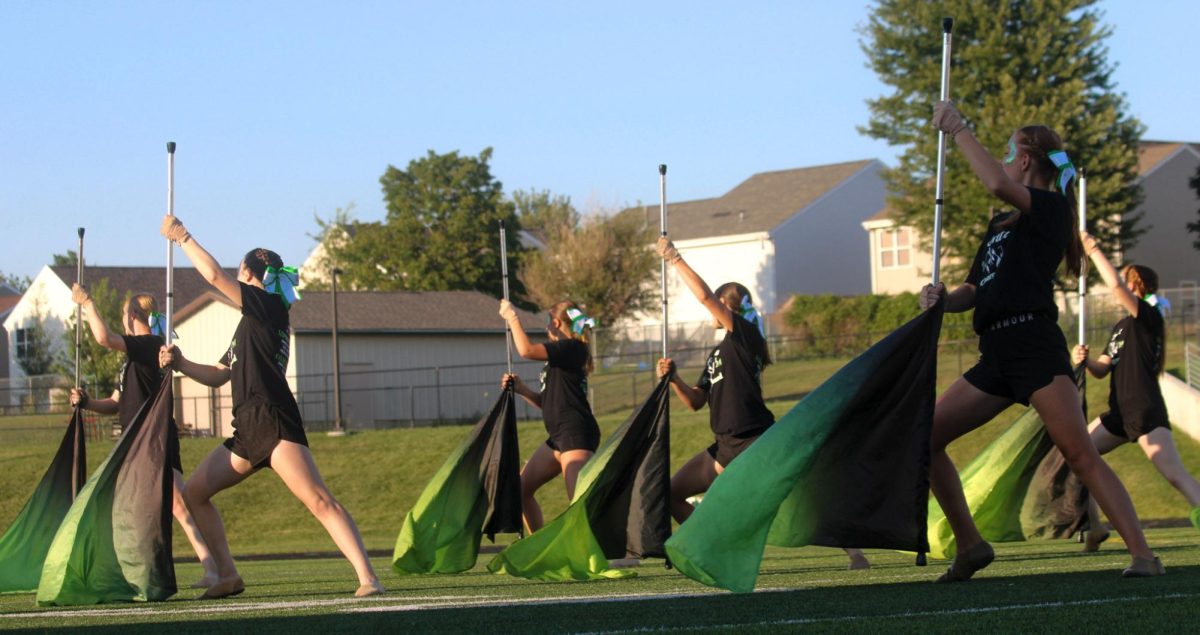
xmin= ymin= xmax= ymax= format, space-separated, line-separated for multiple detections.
xmin=37 ymin=380 xmax=176 ymax=605
xmin=665 ymin=305 xmax=943 ymax=593
xmin=488 ymin=377 xmax=671 ymax=581
xmin=0 ymin=408 xmax=86 ymax=593
xmin=393 ymin=389 xmax=522 ymax=574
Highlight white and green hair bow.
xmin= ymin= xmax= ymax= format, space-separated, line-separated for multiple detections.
xmin=564 ymin=307 xmax=596 ymax=335
xmin=740 ymin=296 xmax=765 ymax=336
xmin=1047 ymin=149 xmax=1076 ymax=193
xmin=262 ymin=266 xmax=302 ymax=308
xmin=147 ymin=312 xmax=178 ymax=340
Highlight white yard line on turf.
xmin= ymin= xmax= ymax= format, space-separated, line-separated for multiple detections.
xmin=575 ymin=592 xmax=1200 ymax=634
xmin=0 ymin=595 xmax=489 ymax=621
xmin=343 ymin=591 xmax=720 ymax=614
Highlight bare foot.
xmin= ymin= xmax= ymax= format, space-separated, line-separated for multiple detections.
xmin=190 ymin=572 xmax=220 ymax=589
xmin=199 ymin=575 xmax=245 ymax=600
xmin=847 ymin=552 xmax=871 ymax=570
xmin=355 ymin=580 xmax=385 ymax=597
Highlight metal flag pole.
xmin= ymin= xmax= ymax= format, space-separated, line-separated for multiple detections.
xmin=500 ymin=220 xmax=513 ymax=376
xmin=659 ymin=165 xmax=668 ymax=358
xmin=165 ymin=142 xmax=176 ymax=347
xmin=931 ymin=17 xmax=954 ymax=286
xmin=1078 ymin=169 xmax=1088 ymax=347
xmin=74 ymin=228 xmax=85 ymax=390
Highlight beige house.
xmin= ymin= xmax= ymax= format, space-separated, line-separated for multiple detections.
xmin=862 ymin=141 xmax=1200 ymax=294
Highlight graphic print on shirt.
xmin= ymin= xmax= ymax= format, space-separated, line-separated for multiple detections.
xmin=700 ymin=349 xmax=725 ymax=391
xmin=540 ymin=366 xmax=587 ymax=395
xmin=976 ymin=230 xmax=1011 ymax=288
xmin=1106 ymin=327 xmax=1125 ymax=366
xmin=226 ymin=336 xmax=238 ymax=368
xmin=274 ymin=328 xmax=289 ymax=373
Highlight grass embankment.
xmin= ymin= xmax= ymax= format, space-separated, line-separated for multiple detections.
xmin=1 ymin=351 xmax=1198 ymax=558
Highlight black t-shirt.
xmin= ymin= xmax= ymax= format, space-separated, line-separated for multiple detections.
xmin=966 ymin=187 xmax=1071 ymax=334
xmin=220 ymin=283 xmax=302 ymax=421
xmin=538 ymin=338 xmax=597 ymax=437
xmin=117 ymin=334 xmax=165 ymax=427
xmin=696 ymin=314 xmax=775 ymax=436
xmin=1105 ymin=298 xmax=1167 ymax=419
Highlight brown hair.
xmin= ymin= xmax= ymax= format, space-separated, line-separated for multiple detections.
xmin=1123 ymin=264 xmax=1165 ymax=375
xmin=128 ymin=292 xmax=158 ymax=323
xmin=242 ymin=248 xmax=284 ymax=282
xmin=997 ymin=125 xmax=1084 ymax=277
xmin=713 ymin=282 xmax=772 ymax=366
xmin=548 ymin=300 xmax=594 ymax=375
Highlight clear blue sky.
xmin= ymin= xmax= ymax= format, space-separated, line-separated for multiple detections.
xmin=2 ymin=1 xmax=1196 ymax=281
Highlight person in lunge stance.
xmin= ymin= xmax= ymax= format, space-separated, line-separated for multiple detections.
xmin=499 ymin=299 xmax=600 ymax=533
xmin=1074 ymin=239 xmax=1200 ymax=546
xmin=69 ymin=286 xmax=220 ymax=588
xmin=655 ymin=237 xmax=870 ymax=570
xmin=921 ymin=101 xmax=1161 ymax=580
xmin=158 ymin=214 xmax=383 ymax=599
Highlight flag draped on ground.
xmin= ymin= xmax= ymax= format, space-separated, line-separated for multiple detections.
xmin=665 ymin=304 xmax=944 ymax=593
xmin=37 ymin=379 xmax=176 ymax=605
xmin=393 ymin=389 xmax=523 ymax=574
xmin=927 ymin=365 xmax=1088 ymax=559
xmin=488 ymin=377 xmax=671 ymax=581
xmin=0 ymin=408 xmax=87 ymax=593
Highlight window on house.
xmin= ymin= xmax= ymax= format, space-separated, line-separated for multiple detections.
xmin=879 ymin=228 xmax=912 ymax=269
xmin=15 ymin=327 xmax=29 ymax=360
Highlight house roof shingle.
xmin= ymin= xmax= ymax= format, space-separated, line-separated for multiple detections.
xmin=1138 ymin=141 xmax=1200 ymax=176
xmin=622 ymin=160 xmax=875 ymax=242
xmin=49 ymin=266 xmax=238 ymax=309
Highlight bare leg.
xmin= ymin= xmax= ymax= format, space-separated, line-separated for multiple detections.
xmin=268 ymin=440 xmax=381 ymax=595
xmin=519 ymin=443 xmax=562 ymax=533
xmin=558 ymin=449 xmax=594 ymax=501
xmin=1139 ymin=428 xmax=1200 ymax=507
xmin=1029 ymin=376 xmax=1153 ymax=560
xmin=844 ymin=548 xmax=870 ymax=570
xmin=669 ymin=451 xmax=720 ymax=524
xmin=1083 ymin=419 xmax=1126 ymax=550
xmin=182 ymin=445 xmax=256 ymax=597
xmin=172 ymin=469 xmax=218 ymax=586
xmin=929 ymin=378 xmax=1012 ymax=555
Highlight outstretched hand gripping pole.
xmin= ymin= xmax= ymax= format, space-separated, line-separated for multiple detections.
xmin=931 ymin=17 xmax=953 ymax=287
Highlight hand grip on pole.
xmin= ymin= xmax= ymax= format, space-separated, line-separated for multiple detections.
xmin=931 ymin=17 xmax=953 ymax=287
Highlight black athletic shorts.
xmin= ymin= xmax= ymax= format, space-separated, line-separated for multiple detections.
xmin=545 ymin=426 xmax=600 ymax=454
xmin=706 ymin=428 xmax=768 ymax=469
xmin=168 ymin=422 xmax=182 ymax=474
xmin=1099 ymin=408 xmax=1171 ymax=441
xmin=223 ymin=403 xmax=309 ymax=469
xmin=964 ymin=314 xmax=1073 ymax=406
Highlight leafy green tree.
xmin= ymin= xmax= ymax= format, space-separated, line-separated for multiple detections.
xmin=303 ymin=203 xmax=357 ymax=291
xmin=512 ymin=188 xmax=580 ymax=235
xmin=51 ymin=251 xmax=79 ymax=267
xmin=332 ymin=148 xmax=524 ymax=298
xmin=519 ymin=212 xmax=659 ymax=328
xmin=1188 ymin=164 xmax=1200 ymax=251
xmin=0 ymin=271 xmax=31 ymax=292
xmin=861 ymin=0 xmax=1143 ymax=284
xmin=53 ymin=278 xmax=125 ymax=395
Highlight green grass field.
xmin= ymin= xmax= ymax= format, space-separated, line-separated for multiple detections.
xmin=2 ymin=350 xmax=1199 ymax=631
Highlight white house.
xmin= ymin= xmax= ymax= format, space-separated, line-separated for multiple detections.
xmin=862 ymin=141 xmax=1200 ymax=295
xmin=620 ymin=159 xmax=888 ymax=333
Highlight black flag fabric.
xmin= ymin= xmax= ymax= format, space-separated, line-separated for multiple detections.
xmin=393 ymin=388 xmax=523 ymax=574
xmin=665 ymin=304 xmax=943 ymax=592
xmin=488 ymin=376 xmax=672 ymax=580
xmin=0 ymin=408 xmax=87 ymax=593
xmin=37 ymin=379 xmax=176 ymax=605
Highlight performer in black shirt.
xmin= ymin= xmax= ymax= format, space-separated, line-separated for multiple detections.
xmin=499 ymin=299 xmax=600 ymax=533
xmin=1073 ymin=237 xmax=1200 ymax=538
xmin=655 ymin=237 xmax=869 ymax=569
xmin=158 ymin=215 xmax=382 ymax=599
xmin=68 ymin=286 xmax=219 ymax=588
xmin=922 ymin=102 xmax=1160 ymax=580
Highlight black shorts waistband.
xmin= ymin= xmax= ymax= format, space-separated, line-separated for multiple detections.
xmin=985 ymin=312 xmax=1051 ymax=333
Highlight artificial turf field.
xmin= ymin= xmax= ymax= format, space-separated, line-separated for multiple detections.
xmin=1 ymin=526 xmax=1197 ymax=633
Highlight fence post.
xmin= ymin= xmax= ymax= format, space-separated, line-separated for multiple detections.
xmin=409 ymin=385 xmax=415 ymax=428
xmin=435 ymin=367 xmax=442 ymax=425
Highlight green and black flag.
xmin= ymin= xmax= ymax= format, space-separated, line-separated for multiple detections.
xmin=0 ymin=408 xmax=87 ymax=593
xmin=927 ymin=365 xmax=1088 ymax=559
xmin=393 ymin=388 xmax=523 ymax=574
xmin=37 ymin=378 xmax=176 ymax=605
xmin=665 ymin=304 xmax=944 ymax=593
xmin=488 ymin=376 xmax=672 ymax=581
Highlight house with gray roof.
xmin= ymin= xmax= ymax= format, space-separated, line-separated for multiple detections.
xmin=621 ymin=159 xmax=888 ymax=330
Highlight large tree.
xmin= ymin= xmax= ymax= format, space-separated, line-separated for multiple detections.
xmin=861 ymin=0 xmax=1143 ymax=284
xmin=331 ymin=148 xmax=524 ymax=298
xmin=0 ymin=271 xmax=31 ymax=292
xmin=512 ymin=188 xmax=580 ymax=236
xmin=1188 ymin=164 xmax=1200 ymax=251
xmin=520 ymin=212 xmax=659 ymax=329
